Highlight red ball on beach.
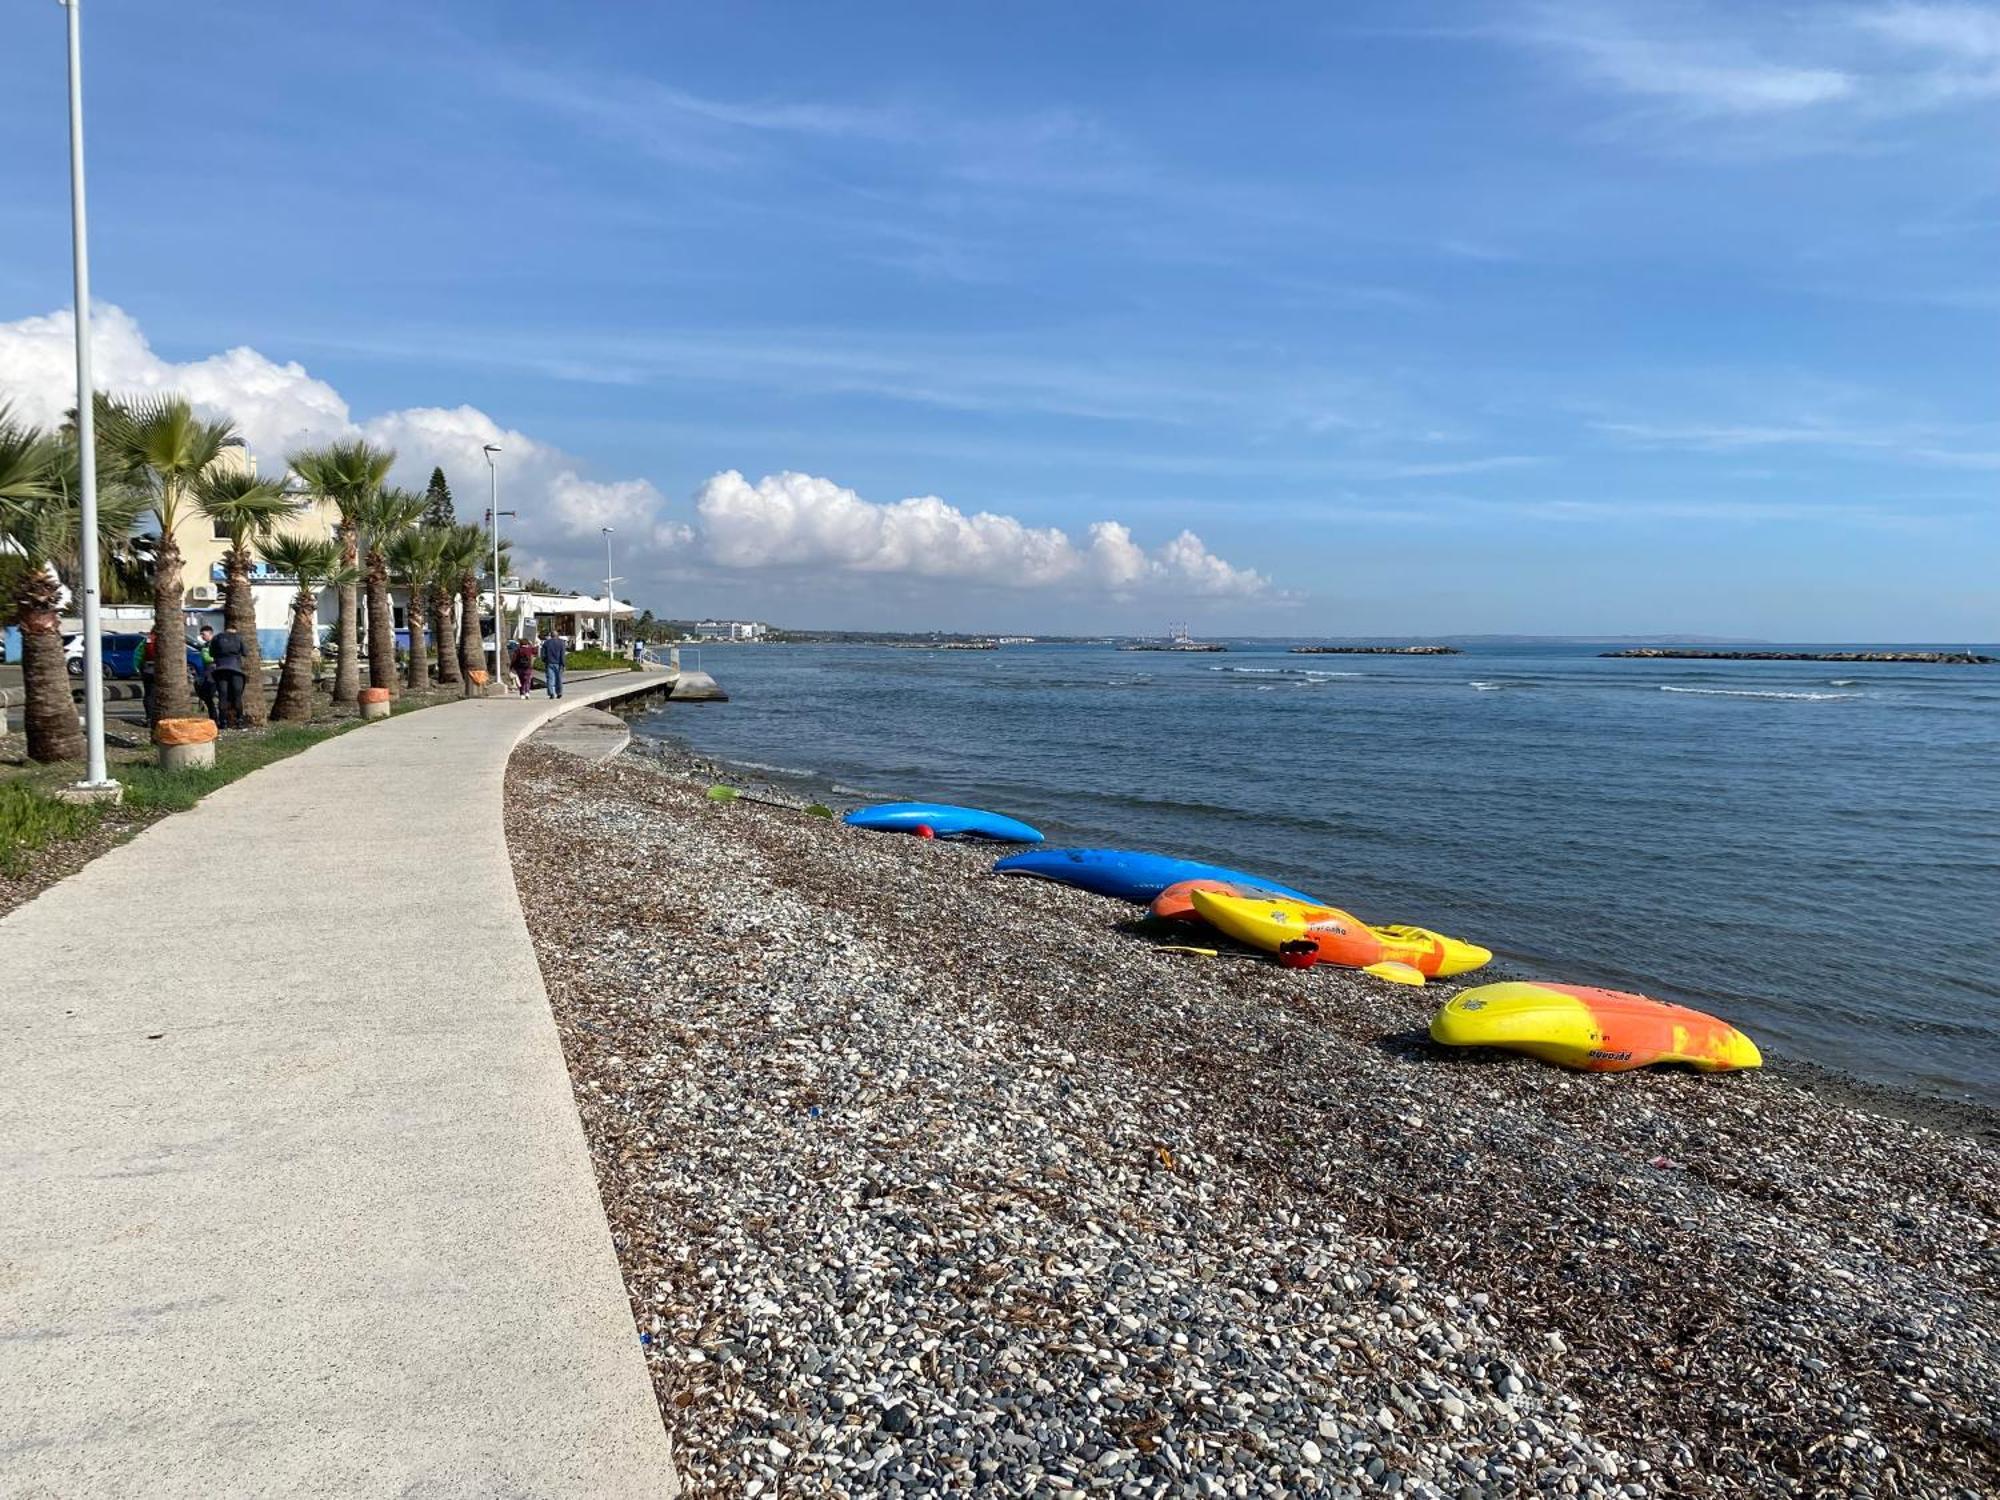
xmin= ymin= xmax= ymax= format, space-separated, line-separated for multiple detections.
xmin=1276 ymin=945 xmax=1318 ymax=970
xmin=913 ymin=824 xmax=936 ymax=839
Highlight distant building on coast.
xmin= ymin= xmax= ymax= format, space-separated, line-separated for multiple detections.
xmin=691 ymin=619 xmax=768 ymax=642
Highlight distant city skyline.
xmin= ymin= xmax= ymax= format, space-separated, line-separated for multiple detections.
xmin=1 ymin=1 xmax=1996 ymax=636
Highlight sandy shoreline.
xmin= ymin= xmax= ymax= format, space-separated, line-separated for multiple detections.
xmin=508 ymin=741 xmax=1998 ymax=1497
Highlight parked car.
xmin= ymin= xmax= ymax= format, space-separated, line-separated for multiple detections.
xmin=66 ymin=631 xmax=196 ymax=681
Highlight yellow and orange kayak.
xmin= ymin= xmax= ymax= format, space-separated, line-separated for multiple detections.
xmin=1187 ymin=890 xmax=1492 ymax=977
xmin=1430 ymin=982 xmax=1762 ymax=1073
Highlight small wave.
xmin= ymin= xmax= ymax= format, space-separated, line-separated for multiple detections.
xmin=829 ymin=782 xmax=880 ymax=797
xmin=727 ymin=756 xmax=819 ymax=777
xmin=1468 ymin=680 xmax=1531 ymax=692
xmin=1211 ymin=665 xmax=1287 ymax=674
xmin=1829 ymin=678 xmax=1862 ymax=687
xmin=1660 ymin=686 xmax=1862 ymax=702
xmin=1302 ymin=670 xmax=1364 ymax=679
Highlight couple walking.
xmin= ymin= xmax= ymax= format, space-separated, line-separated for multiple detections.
xmin=509 ymin=633 xmax=569 ymax=699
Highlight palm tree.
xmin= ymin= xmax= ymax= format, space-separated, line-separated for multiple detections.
xmin=425 ymin=527 xmax=461 ymax=689
xmin=260 ymin=533 xmax=356 ymax=722
xmin=0 ymin=407 xmax=146 ymax=761
xmin=347 ymin=486 xmax=424 ymax=698
xmin=288 ymin=439 xmax=394 ymax=706
xmin=194 ymin=469 xmax=297 ymax=727
xmin=97 ymin=395 xmax=233 ymax=722
xmin=386 ymin=526 xmax=449 ymax=692
xmin=446 ymin=522 xmax=503 ymax=694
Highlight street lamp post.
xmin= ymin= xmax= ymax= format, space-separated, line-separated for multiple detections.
xmin=60 ymin=0 xmax=114 ymax=794
xmin=600 ymin=526 xmax=619 ymax=654
xmin=483 ymin=444 xmax=504 ymax=687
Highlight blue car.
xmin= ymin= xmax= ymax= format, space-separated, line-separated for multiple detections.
xmin=67 ymin=631 xmax=204 ymax=682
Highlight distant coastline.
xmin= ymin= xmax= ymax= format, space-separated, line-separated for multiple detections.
xmin=1602 ymin=648 xmax=1993 ymax=665
xmin=1290 ymin=644 xmax=1461 ymax=656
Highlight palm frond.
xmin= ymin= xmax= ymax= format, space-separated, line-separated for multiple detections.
xmin=259 ymin=532 xmax=340 ymax=586
xmin=193 ymin=468 xmax=298 ymax=543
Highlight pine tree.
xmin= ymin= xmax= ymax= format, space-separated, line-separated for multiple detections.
xmin=422 ymin=465 xmax=454 ymax=528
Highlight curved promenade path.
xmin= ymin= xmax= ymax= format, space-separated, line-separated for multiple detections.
xmin=0 ymin=676 xmax=680 ymax=1498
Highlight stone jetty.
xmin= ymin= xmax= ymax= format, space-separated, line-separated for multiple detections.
xmin=1601 ymin=648 xmax=1993 ymax=664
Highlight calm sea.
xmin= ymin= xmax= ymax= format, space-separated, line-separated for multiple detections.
xmin=632 ymin=642 xmax=2000 ymax=1106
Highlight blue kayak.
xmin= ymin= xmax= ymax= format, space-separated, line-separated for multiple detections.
xmin=844 ymin=801 xmax=1044 ymax=843
xmin=990 ymin=847 xmax=1316 ymax=905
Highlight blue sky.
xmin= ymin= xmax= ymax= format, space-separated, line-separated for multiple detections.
xmin=1 ymin=0 xmax=1997 ymax=637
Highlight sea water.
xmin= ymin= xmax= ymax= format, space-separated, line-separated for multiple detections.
xmin=632 ymin=642 xmax=2000 ymax=1106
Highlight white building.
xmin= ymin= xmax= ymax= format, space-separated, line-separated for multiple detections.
xmin=692 ymin=619 xmax=767 ymax=642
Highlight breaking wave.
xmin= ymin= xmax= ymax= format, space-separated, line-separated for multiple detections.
xmin=1660 ymin=687 xmax=1862 ymax=702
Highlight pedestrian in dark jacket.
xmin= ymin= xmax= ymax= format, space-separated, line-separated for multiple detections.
xmin=538 ymin=633 xmax=568 ymax=699
xmin=209 ymin=626 xmax=249 ymax=727
xmin=511 ymin=639 xmax=535 ymax=698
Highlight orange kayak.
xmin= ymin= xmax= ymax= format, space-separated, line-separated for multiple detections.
xmin=1150 ymin=878 xmax=1281 ymax=923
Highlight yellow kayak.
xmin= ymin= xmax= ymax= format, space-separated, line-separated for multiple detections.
xmin=1430 ymin=982 xmax=1762 ymax=1073
xmin=1187 ymin=890 xmax=1492 ymax=977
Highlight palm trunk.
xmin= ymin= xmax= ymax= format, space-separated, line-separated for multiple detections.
xmin=365 ymin=546 xmax=397 ymax=697
xmin=405 ymin=581 xmax=430 ymax=691
xmin=151 ymin=530 xmax=193 ymax=720
xmin=459 ymin=576 xmax=484 ymax=694
xmin=271 ymin=587 xmax=320 ymax=722
xmin=224 ymin=541 xmax=269 ymax=726
xmin=333 ymin=528 xmax=360 ymax=704
xmin=15 ymin=568 xmax=82 ymax=763
xmin=431 ymin=591 xmax=459 ymax=685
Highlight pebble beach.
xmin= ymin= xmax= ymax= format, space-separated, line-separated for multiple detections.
xmin=506 ymin=741 xmax=1998 ymax=1499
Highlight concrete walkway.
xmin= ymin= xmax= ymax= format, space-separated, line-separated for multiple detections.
xmin=0 ymin=677 xmax=680 ymax=1497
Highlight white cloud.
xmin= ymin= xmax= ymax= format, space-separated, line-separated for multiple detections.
xmin=0 ymin=306 xmax=1267 ymax=605
xmin=1502 ymin=3 xmax=1853 ymax=118
xmin=694 ymin=470 xmax=1268 ymax=598
xmin=0 ymin=305 xmax=691 ymax=577
xmin=0 ymin=305 xmax=351 ymax=457
xmin=1857 ymin=3 xmax=2000 ymax=61
xmin=1502 ymin=1 xmax=2000 ymax=129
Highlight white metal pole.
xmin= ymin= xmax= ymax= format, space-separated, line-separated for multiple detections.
xmin=602 ymin=526 xmax=615 ymax=652
xmin=484 ymin=444 xmax=501 ymax=685
xmin=62 ymin=0 xmax=112 ymax=789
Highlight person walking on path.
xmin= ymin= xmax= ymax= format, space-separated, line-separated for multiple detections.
xmin=208 ymin=623 xmax=250 ymax=728
xmin=538 ymin=633 xmax=568 ymax=700
xmin=510 ymin=638 xmax=535 ymax=698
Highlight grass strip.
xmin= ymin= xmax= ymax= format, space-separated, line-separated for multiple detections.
xmin=1 ymin=719 xmax=359 ymax=870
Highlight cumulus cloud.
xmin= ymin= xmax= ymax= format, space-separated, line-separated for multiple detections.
xmin=695 ymin=470 xmax=1267 ymax=598
xmin=0 ymin=305 xmax=352 ymax=458
xmin=0 ymin=306 xmax=1267 ymax=605
xmin=0 ymin=305 xmax=689 ymax=576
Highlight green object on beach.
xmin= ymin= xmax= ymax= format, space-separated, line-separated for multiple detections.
xmin=806 ymin=803 xmax=834 ymax=819
xmin=707 ymin=785 xmax=740 ymax=802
